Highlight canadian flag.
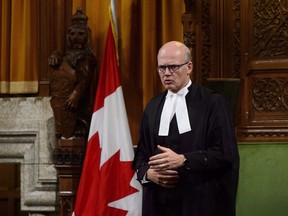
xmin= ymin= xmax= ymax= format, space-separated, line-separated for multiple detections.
xmin=73 ymin=1 xmax=142 ymax=215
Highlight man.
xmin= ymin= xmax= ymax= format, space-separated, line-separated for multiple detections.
xmin=132 ymin=41 xmax=239 ymax=216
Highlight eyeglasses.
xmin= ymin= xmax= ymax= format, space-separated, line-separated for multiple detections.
xmin=157 ymin=62 xmax=189 ymax=74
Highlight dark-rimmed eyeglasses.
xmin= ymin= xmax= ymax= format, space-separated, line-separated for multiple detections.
xmin=157 ymin=62 xmax=189 ymax=74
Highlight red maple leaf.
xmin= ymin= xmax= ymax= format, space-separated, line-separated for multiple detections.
xmin=95 ymin=137 xmax=139 ymax=215
xmin=74 ymin=132 xmax=139 ymax=216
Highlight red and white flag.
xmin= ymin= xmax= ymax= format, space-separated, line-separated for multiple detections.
xmin=73 ymin=1 xmax=142 ymax=215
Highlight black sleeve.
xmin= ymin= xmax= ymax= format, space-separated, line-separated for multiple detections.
xmin=183 ymin=94 xmax=239 ymax=172
xmin=132 ymin=111 xmax=151 ymax=183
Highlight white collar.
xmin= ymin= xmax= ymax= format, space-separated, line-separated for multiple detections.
xmin=158 ymin=80 xmax=192 ymax=136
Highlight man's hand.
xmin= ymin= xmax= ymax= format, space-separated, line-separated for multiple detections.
xmin=149 ymin=145 xmax=185 ymax=170
xmin=147 ymin=168 xmax=179 ymax=188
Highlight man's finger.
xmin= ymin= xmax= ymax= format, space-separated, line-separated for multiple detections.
xmin=157 ymin=145 xmax=169 ymax=152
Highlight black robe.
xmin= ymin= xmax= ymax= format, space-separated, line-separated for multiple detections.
xmin=132 ymin=83 xmax=239 ymax=216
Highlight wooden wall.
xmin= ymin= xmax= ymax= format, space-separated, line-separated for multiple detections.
xmin=183 ymin=0 xmax=288 ymax=142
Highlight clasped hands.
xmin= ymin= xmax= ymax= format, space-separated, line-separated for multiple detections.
xmin=147 ymin=145 xmax=185 ymax=188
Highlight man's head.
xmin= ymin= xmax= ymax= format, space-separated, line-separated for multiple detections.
xmin=157 ymin=41 xmax=193 ymax=93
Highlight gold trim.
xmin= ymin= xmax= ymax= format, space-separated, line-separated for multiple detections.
xmin=0 ymin=81 xmax=38 ymax=94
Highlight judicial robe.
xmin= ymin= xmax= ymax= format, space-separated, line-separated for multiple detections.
xmin=132 ymin=83 xmax=240 ymax=216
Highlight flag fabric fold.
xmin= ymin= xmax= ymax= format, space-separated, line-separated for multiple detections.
xmin=73 ymin=1 xmax=142 ymax=215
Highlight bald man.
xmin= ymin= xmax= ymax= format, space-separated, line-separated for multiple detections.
xmin=133 ymin=41 xmax=239 ymax=216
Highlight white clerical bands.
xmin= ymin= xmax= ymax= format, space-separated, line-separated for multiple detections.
xmin=158 ymin=81 xmax=192 ymax=136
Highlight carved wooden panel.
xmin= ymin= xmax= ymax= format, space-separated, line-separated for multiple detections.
xmin=252 ymin=76 xmax=288 ymax=113
xmin=238 ymin=0 xmax=288 ymax=141
xmin=249 ymin=72 xmax=288 ymax=121
xmin=232 ymin=0 xmax=241 ymax=78
xmin=252 ymin=0 xmax=288 ymax=57
xmin=200 ymin=0 xmax=211 ymax=82
xmin=183 ymin=0 xmax=288 ymax=141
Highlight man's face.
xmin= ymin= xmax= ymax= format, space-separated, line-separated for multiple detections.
xmin=157 ymin=47 xmax=192 ymax=93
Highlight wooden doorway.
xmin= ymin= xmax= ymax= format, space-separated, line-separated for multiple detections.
xmin=0 ymin=163 xmax=29 ymax=216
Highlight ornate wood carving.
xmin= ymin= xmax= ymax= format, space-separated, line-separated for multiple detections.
xmin=53 ymin=139 xmax=85 ymax=216
xmin=182 ymin=1 xmax=196 ymax=59
xmin=53 ymin=148 xmax=85 ymax=165
xmin=49 ymin=9 xmax=97 ymax=216
xmin=240 ymin=0 xmax=288 ymax=140
xmin=182 ymin=0 xmax=211 ymax=84
xmin=237 ymin=126 xmax=288 ymax=142
xmin=233 ymin=0 xmax=241 ymax=78
xmin=60 ymin=196 xmax=74 ymax=216
xmin=201 ymin=0 xmax=211 ymax=82
xmin=252 ymin=77 xmax=288 ymax=112
xmin=49 ymin=9 xmax=97 ymax=140
xmin=253 ymin=0 xmax=288 ymax=57
xmin=183 ymin=0 xmax=288 ymax=141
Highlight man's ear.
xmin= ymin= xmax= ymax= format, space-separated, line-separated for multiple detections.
xmin=187 ymin=62 xmax=193 ymax=75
